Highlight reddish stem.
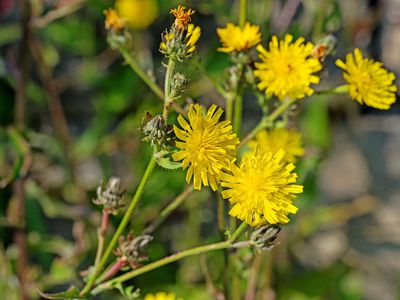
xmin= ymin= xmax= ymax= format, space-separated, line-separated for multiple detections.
xmin=97 ymin=258 xmax=127 ymax=284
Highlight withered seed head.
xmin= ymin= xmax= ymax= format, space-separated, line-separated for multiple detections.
xmin=93 ymin=176 xmax=126 ymax=214
xmin=115 ymin=233 xmax=153 ymax=269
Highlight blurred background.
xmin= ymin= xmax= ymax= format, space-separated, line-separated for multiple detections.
xmin=0 ymin=0 xmax=400 ymax=299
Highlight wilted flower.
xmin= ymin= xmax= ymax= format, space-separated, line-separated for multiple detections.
xmin=159 ymin=5 xmax=200 ymax=61
xmin=93 ymin=177 xmax=126 ymax=214
xmin=104 ymin=8 xmax=126 ymax=31
xmin=114 ymin=233 xmax=153 ymax=269
xmin=170 ymin=5 xmax=194 ymax=31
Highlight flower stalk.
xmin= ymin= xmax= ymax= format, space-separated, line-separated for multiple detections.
xmin=80 ymin=156 xmax=157 ymax=296
xmin=91 ymin=222 xmax=248 ymax=295
xmin=94 ymin=209 xmax=110 ymax=267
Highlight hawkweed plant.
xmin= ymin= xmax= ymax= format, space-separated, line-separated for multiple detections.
xmin=38 ymin=2 xmax=398 ymax=300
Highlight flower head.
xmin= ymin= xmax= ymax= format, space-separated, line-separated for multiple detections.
xmin=144 ymin=292 xmax=182 ymax=300
xmin=104 ymin=8 xmax=126 ymax=31
xmin=221 ymin=148 xmax=303 ymax=226
xmin=254 ymin=34 xmax=322 ymax=100
xmin=217 ymin=22 xmax=261 ymax=53
xmin=160 ymin=8 xmax=201 ymax=61
xmin=336 ymin=48 xmax=397 ymax=110
xmin=171 ymin=5 xmax=194 ymax=30
xmin=247 ymin=128 xmax=304 ymax=163
xmin=115 ymin=0 xmax=158 ymax=29
xmin=173 ymin=104 xmax=239 ymax=191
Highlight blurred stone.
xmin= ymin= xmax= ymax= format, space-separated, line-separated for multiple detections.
xmin=384 ymin=138 xmax=400 ymax=178
xmin=295 ymin=230 xmax=348 ymax=268
xmin=319 ymin=132 xmax=371 ymax=200
xmin=75 ymin=159 xmax=102 ymax=189
xmin=382 ymin=0 xmax=400 ymax=74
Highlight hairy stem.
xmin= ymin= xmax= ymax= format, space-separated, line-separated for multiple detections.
xmin=120 ymin=47 xmax=164 ymax=99
xmin=233 ymin=92 xmax=243 ymax=134
xmin=80 ymin=156 xmax=157 ymax=296
xmin=163 ymin=58 xmax=176 ymax=119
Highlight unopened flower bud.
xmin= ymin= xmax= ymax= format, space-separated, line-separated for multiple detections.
xmin=142 ymin=114 xmax=175 ymax=149
xmin=250 ymin=224 xmax=281 ymax=251
xmin=171 ymin=73 xmax=188 ymax=94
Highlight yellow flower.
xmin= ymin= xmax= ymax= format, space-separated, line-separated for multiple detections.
xmin=104 ymin=8 xmax=126 ymax=31
xmin=160 ymin=23 xmax=201 ymax=58
xmin=247 ymin=128 xmax=305 ymax=163
xmin=144 ymin=292 xmax=182 ymax=300
xmin=173 ymin=104 xmax=239 ymax=191
xmin=221 ymin=148 xmax=303 ymax=226
xmin=171 ymin=5 xmax=195 ymax=30
xmin=254 ymin=34 xmax=322 ymax=100
xmin=336 ymin=48 xmax=397 ymax=110
xmin=217 ymin=22 xmax=261 ymax=53
xmin=115 ymin=0 xmax=158 ymax=29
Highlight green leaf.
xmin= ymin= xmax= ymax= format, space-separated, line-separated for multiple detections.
xmin=38 ymin=286 xmax=87 ymax=300
xmin=112 ymin=282 xmax=140 ymax=299
xmin=155 ymin=150 xmax=182 ymax=170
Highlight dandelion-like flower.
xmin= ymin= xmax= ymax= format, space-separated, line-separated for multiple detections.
xmin=254 ymin=34 xmax=322 ymax=100
xmin=221 ymin=148 xmax=303 ymax=226
xmin=144 ymin=292 xmax=182 ymax=300
xmin=217 ymin=22 xmax=261 ymax=53
xmin=336 ymin=48 xmax=397 ymax=110
xmin=171 ymin=5 xmax=194 ymax=30
xmin=247 ymin=128 xmax=305 ymax=163
xmin=173 ymin=104 xmax=239 ymax=191
xmin=104 ymin=8 xmax=126 ymax=31
xmin=115 ymin=0 xmax=158 ymax=29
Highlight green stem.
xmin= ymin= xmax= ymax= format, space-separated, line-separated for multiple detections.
xmin=91 ymin=222 xmax=248 ymax=295
xmin=142 ymin=185 xmax=194 ymax=235
xmin=233 ymin=92 xmax=243 ymax=134
xmin=119 ymin=47 xmax=164 ymax=100
xmin=226 ymin=95 xmax=234 ymax=122
xmin=315 ymin=85 xmax=348 ymax=95
xmin=80 ymin=156 xmax=157 ymax=296
xmin=163 ymin=58 xmax=176 ymax=119
xmin=238 ymin=97 xmax=296 ymax=148
xmin=240 ymin=0 xmax=247 ymax=27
